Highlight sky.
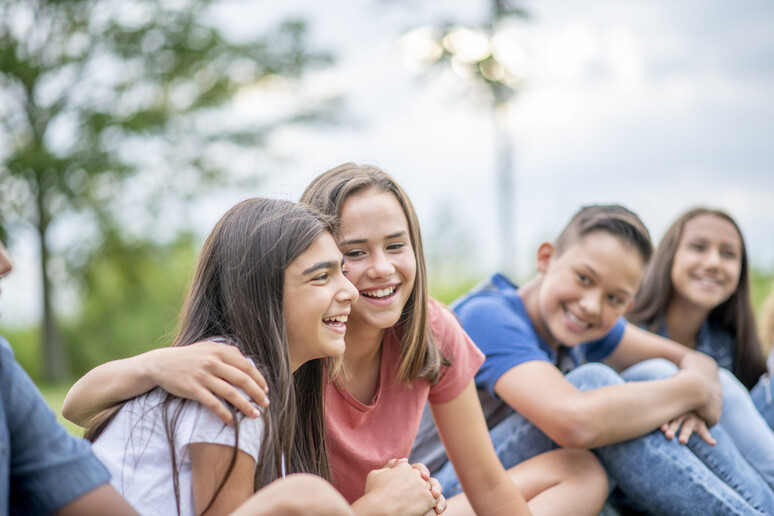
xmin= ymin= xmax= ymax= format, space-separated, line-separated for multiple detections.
xmin=2 ymin=0 xmax=774 ymax=325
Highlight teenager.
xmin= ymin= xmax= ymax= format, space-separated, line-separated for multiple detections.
xmin=63 ymin=164 xmax=609 ymax=516
xmin=412 ymin=205 xmax=774 ymax=515
xmin=73 ymin=198 xmax=358 ymax=515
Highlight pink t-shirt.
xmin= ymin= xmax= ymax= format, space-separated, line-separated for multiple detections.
xmin=325 ymin=298 xmax=485 ymax=503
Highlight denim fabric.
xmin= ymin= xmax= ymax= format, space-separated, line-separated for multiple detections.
xmin=751 ymin=373 xmax=774 ymax=431
xmin=0 ymin=337 xmax=110 ymax=515
xmin=434 ymin=361 xmax=774 ymax=515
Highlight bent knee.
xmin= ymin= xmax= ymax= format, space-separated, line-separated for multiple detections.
xmin=566 ymin=362 xmax=624 ymax=391
xmin=621 ymin=358 xmax=678 ymax=382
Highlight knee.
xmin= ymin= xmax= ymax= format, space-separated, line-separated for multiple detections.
xmin=621 ymin=358 xmax=678 ymax=382
xmin=718 ymin=368 xmax=747 ymax=400
xmin=566 ymin=362 xmax=624 ymax=391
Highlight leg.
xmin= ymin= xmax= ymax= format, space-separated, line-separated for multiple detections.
xmin=625 ymin=359 xmax=774 ymax=489
xmin=445 ymin=449 xmax=608 ymax=516
xmin=616 ymin=359 xmax=774 ymax=514
xmin=231 ymin=474 xmax=354 ymax=516
xmin=751 ymin=372 xmax=774 ymax=430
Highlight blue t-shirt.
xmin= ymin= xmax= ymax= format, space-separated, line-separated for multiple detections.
xmin=410 ymin=273 xmax=626 ymax=473
xmin=454 ymin=273 xmax=625 ymax=401
xmin=0 ymin=337 xmax=110 ymax=515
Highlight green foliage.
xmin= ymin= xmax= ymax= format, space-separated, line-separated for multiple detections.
xmin=751 ymin=268 xmax=774 ymax=319
xmin=61 ymin=234 xmax=197 ymax=378
xmin=0 ymin=0 xmax=339 ymax=380
xmin=0 ymin=326 xmax=41 ymax=380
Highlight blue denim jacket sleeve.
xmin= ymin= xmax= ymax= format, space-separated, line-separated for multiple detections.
xmin=0 ymin=336 xmax=110 ymax=515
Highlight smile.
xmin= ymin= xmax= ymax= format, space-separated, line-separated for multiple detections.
xmin=323 ymin=315 xmax=348 ymax=327
xmin=360 ymin=285 xmax=397 ymax=299
xmin=564 ymin=307 xmax=591 ymax=331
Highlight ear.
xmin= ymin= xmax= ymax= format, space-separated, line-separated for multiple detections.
xmin=536 ymin=242 xmax=555 ymax=274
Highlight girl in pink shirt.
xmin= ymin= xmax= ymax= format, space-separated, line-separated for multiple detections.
xmin=64 ymin=164 xmax=608 ymax=515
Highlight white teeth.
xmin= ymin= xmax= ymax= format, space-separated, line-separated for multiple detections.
xmin=565 ymin=310 xmax=590 ymax=329
xmin=361 ymin=286 xmax=396 ymax=299
xmin=324 ymin=315 xmax=348 ymax=325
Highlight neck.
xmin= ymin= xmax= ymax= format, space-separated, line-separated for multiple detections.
xmin=666 ymin=296 xmax=709 ymax=349
xmin=343 ymin=322 xmax=385 ymax=374
xmin=519 ymin=277 xmax=561 ymax=350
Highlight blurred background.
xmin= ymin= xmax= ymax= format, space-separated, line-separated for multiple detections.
xmin=1 ymin=0 xmax=773 ymax=428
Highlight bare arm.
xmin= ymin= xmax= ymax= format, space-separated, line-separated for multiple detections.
xmin=603 ymin=323 xmax=722 ymax=426
xmin=432 ymin=381 xmax=531 ymax=516
xmin=190 ymin=443 xmax=256 ymax=515
xmin=63 ymin=342 xmax=269 ymax=427
xmin=494 ymin=360 xmax=711 ymax=449
xmin=229 ymin=474 xmax=355 ymax=516
xmin=52 ymin=484 xmax=139 ymax=516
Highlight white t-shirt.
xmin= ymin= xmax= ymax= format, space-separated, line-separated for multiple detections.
xmin=92 ymin=388 xmax=263 ymax=516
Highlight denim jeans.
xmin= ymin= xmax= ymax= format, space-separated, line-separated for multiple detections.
xmin=433 ymin=360 xmax=774 ymax=515
xmin=751 ymin=372 xmax=774 ymax=431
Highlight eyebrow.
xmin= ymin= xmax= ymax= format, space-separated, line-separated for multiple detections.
xmin=339 ymin=230 xmax=408 ymax=246
xmin=302 ymin=261 xmax=338 ymax=275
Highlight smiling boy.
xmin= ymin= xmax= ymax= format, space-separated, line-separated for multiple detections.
xmin=411 ymin=205 xmax=774 ymax=515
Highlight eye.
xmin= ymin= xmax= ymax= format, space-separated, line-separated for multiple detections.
xmin=311 ymin=272 xmax=330 ymax=282
xmin=688 ymin=243 xmax=705 ymax=252
xmin=344 ymin=249 xmax=365 ymax=259
xmin=387 ymin=242 xmax=405 ymax=252
xmin=721 ymin=249 xmax=738 ymax=260
xmin=608 ymin=294 xmax=625 ymax=306
xmin=577 ymin=272 xmax=591 ymax=285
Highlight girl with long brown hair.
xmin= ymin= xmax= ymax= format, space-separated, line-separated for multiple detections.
xmin=70 ymin=198 xmax=358 ymax=515
xmin=64 ymin=165 xmax=608 ymax=515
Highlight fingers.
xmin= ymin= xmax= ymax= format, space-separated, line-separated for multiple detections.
xmin=427 ymin=476 xmax=442 ymax=498
xmin=687 ymin=420 xmax=716 ymax=446
xmin=410 ymin=462 xmax=431 ymax=481
xmin=383 ymin=458 xmax=409 ymax=469
xmin=434 ymin=494 xmax=447 ymax=514
xmin=661 ymin=415 xmax=686 ymax=440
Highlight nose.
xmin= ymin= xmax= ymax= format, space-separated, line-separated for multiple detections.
xmin=704 ymin=247 xmax=722 ymax=269
xmin=337 ymin=275 xmax=359 ymax=304
xmin=579 ymin=290 xmax=601 ymax=319
xmin=367 ymin=250 xmax=395 ymax=279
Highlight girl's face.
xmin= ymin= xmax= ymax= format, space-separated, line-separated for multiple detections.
xmin=337 ymin=189 xmax=417 ymax=333
xmin=670 ymin=213 xmax=743 ymax=313
xmin=283 ymin=232 xmax=358 ymax=371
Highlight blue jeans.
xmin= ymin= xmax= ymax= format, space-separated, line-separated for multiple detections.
xmin=751 ymin=372 xmax=774 ymax=431
xmin=433 ymin=360 xmax=774 ymax=515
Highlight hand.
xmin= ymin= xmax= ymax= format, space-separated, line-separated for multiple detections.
xmin=680 ymin=353 xmax=723 ymax=427
xmin=406 ymin=461 xmax=447 ymax=515
xmin=660 ymin=412 xmax=716 ymax=446
xmin=148 ymin=341 xmax=269 ymax=425
xmin=359 ymin=459 xmax=439 ymax=516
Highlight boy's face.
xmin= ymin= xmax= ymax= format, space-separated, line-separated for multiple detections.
xmin=534 ymin=231 xmax=644 ymax=347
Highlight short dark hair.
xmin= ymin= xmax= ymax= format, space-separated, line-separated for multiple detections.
xmin=554 ymin=204 xmax=653 ymax=265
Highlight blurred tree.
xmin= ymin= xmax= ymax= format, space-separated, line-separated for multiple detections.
xmin=399 ymin=0 xmax=528 ymax=277
xmin=0 ymin=0 xmax=338 ymax=381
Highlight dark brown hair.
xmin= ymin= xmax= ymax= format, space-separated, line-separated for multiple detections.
xmin=300 ymin=162 xmax=449 ymax=384
xmin=627 ymin=207 xmax=765 ymax=389
xmin=87 ymin=198 xmax=333 ymax=514
xmin=554 ymin=204 xmax=653 ymax=265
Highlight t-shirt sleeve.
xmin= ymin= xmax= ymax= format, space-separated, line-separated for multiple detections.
xmin=1 ymin=338 xmax=110 ymax=516
xmin=176 ymin=396 xmax=264 ymax=464
xmin=427 ymin=300 xmax=485 ymax=404
xmin=581 ymin=317 xmax=627 ymax=363
xmin=456 ymin=295 xmax=553 ymax=398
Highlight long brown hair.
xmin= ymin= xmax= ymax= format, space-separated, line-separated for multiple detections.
xmin=87 ymin=198 xmax=333 ymax=513
xmin=300 ymin=162 xmax=449 ymax=384
xmin=628 ymin=207 xmax=765 ymax=389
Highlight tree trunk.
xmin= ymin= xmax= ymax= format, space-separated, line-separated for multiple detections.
xmin=36 ymin=182 xmax=68 ymax=382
